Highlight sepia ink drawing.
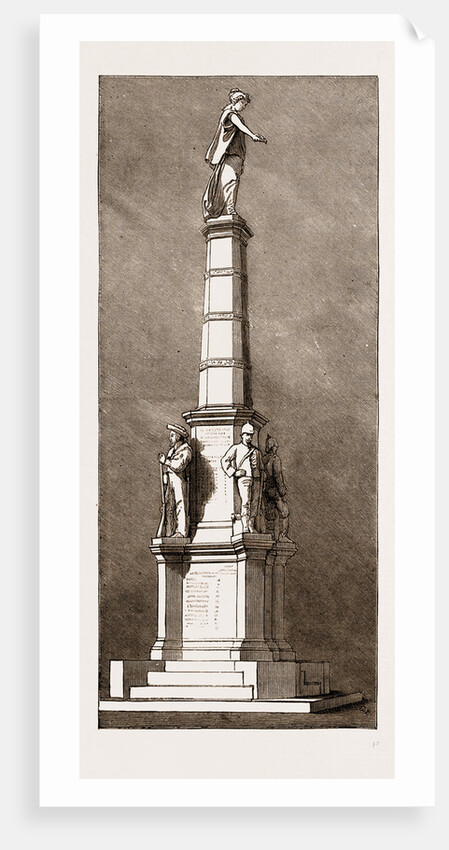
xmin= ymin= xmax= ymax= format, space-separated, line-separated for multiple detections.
xmin=98 ymin=78 xmax=378 ymax=729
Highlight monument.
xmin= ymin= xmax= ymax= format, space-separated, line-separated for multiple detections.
xmin=100 ymin=89 xmax=363 ymax=714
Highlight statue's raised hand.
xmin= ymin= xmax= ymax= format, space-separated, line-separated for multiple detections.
xmin=253 ymin=134 xmax=267 ymax=144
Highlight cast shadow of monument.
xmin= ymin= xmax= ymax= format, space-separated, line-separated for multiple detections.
xmin=189 ymin=437 xmax=216 ymax=533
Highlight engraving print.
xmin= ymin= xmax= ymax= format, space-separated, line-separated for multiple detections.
xmin=98 ymin=78 xmax=378 ymax=730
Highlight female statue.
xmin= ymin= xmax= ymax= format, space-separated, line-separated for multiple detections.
xmin=202 ymin=88 xmax=267 ymax=220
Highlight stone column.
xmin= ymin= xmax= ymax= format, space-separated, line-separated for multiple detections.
xmin=231 ymin=532 xmax=276 ymax=660
xmin=263 ymin=546 xmax=281 ymax=658
xmin=149 ymin=538 xmax=189 ymax=660
xmin=271 ymin=540 xmax=297 ymax=660
xmin=198 ymin=215 xmax=253 ymax=408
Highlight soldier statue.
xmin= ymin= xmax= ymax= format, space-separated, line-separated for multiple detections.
xmin=157 ymin=423 xmax=192 ymax=538
xmin=221 ymin=422 xmax=263 ymax=533
xmin=262 ymin=435 xmax=290 ymax=541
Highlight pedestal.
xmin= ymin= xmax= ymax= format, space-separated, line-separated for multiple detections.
xmin=148 ymin=537 xmax=190 ymax=661
xmin=128 ymin=531 xmax=335 ymax=702
xmin=149 ymin=533 xmax=277 ymax=662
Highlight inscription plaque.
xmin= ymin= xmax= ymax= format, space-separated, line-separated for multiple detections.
xmin=183 ymin=563 xmax=237 ymax=639
xmin=195 ymin=424 xmax=234 ymax=522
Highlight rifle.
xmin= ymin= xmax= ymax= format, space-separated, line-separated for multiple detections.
xmin=156 ymin=459 xmax=166 ymax=537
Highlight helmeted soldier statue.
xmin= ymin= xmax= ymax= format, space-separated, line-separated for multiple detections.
xmin=221 ymin=422 xmax=263 ymax=533
xmin=157 ymin=423 xmax=192 ymax=538
xmin=262 ymin=435 xmax=290 ymax=540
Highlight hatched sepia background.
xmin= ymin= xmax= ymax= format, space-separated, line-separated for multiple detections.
xmin=98 ymin=74 xmax=378 ymax=727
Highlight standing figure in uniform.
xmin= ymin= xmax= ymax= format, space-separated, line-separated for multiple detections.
xmin=262 ymin=435 xmax=290 ymax=540
xmin=202 ymin=88 xmax=267 ymax=220
xmin=158 ymin=424 xmax=192 ymax=538
xmin=221 ymin=422 xmax=263 ymax=533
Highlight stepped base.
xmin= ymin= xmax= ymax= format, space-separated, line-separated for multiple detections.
xmin=108 ymin=658 xmax=336 ymax=702
xmin=146 ymin=670 xmax=244 ymax=685
xmin=99 ymin=692 xmax=363 ymax=714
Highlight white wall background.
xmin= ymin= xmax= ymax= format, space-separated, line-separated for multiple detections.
xmin=4 ymin=0 xmax=443 ymax=847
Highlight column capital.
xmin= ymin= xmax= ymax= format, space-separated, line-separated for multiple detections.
xmin=200 ymin=214 xmax=254 ymax=244
xmin=182 ymin=405 xmax=268 ymax=430
xmin=273 ymin=539 xmax=298 ymax=564
xmin=149 ymin=537 xmax=191 ymax=559
xmin=231 ymin=532 xmax=275 ymax=559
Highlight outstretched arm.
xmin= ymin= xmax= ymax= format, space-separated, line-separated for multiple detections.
xmin=230 ymin=113 xmax=267 ymax=143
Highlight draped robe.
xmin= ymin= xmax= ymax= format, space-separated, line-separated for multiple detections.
xmin=202 ymin=106 xmax=247 ymax=219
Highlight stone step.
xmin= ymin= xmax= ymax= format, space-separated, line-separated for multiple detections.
xmin=178 ymin=651 xmax=235 ymax=661
xmin=100 ymin=692 xmax=364 ymax=714
xmin=165 ymin=661 xmax=238 ymax=672
xmin=147 ymin=671 xmax=244 ymax=686
xmin=129 ymin=685 xmax=254 ymax=700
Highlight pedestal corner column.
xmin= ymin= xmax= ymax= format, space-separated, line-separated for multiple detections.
xmin=149 ymin=536 xmax=190 ymax=661
xmin=231 ymin=532 xmax=276 ymax=661
xmin=271 ymin=538 xmax=298 ymax=661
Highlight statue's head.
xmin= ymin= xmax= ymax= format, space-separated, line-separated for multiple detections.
xmin=265 ymin=435 xmax=279 ymax=455
xmin=229 ymin=88 xmax=250 ymax=111
xmin=241 ymin=422 xmax=254 ymax=447
xmin=166 ymin=423 xmax=189 ymax=446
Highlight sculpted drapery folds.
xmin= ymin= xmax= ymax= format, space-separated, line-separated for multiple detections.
xmin=202 ymin=88 xmax=267 ymax=220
